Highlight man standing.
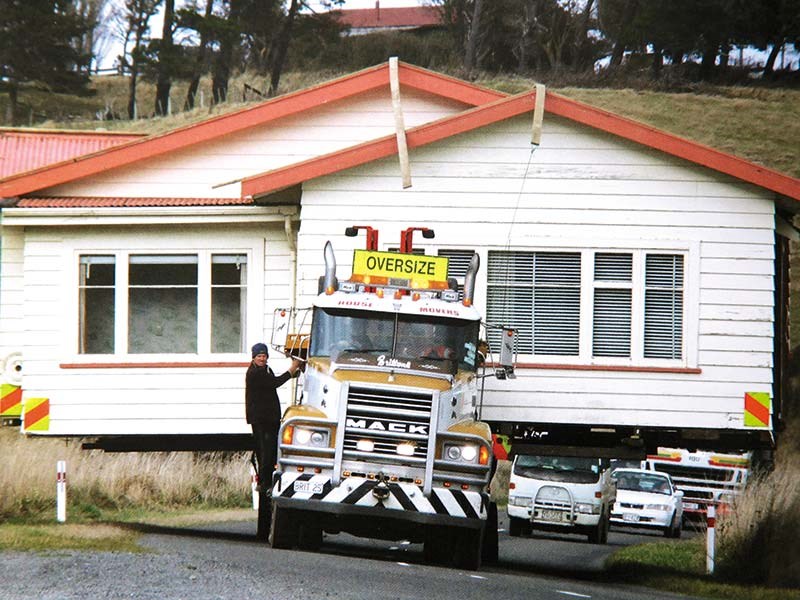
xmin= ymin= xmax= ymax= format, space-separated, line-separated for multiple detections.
xmin=246 ymin=342 xmax=303 ymax=493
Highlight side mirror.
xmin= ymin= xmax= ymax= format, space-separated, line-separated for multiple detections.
xmin=675 ymin=490 xmax=684 ymax=498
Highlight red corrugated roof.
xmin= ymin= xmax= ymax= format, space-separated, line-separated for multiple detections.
xmin=333 ymin=6 xmax=441 ymax=29
xmin=17 ymin=197 xmax=252 ymax=208
xmin=0 ymin=129 xmax=142 ymax=179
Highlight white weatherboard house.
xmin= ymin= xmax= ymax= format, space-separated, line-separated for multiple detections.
xmin=1 ymin=61 xmax=798 ymax=454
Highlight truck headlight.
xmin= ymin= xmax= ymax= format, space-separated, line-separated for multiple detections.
xmin=576 ymin=503 xmax=601 ymax=514
xmin=283 ymin=425 xmax=330 ymax=448
xmin=442 ymin=442 xmax=490 ymax=465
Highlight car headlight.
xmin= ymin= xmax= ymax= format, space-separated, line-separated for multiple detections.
xmin=283 ymin=425 xmax=330 ymax=448
xmin=576 ymin=502 xmax=601 ymax=514
xmin=645 ymin=504 xmax=671 ymax=512
xmin=442 ymin=442 xmax=490 ymax=464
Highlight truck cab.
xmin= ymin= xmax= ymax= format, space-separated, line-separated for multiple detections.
xmin=507 ymin=454 xmax=615 ymax=543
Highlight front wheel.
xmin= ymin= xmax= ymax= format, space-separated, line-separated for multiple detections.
xmin=587 ymin=508 xmax=609 ymax=544
xmin=664 ymin=512 xmax=682 ymax=538
xmin=508 ymin=516 xmax=527 ymax=537
xmin=269 ymin=505 xmax=298 ymax=549
xmin=453 ymin=527 xmax=483 ymax=571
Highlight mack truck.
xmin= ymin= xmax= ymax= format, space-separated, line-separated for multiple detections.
xmin=262 ymin=227 xmax=514 ymax=570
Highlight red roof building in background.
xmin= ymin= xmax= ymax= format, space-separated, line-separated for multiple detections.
xmin=332 ymin=2 xmax=441 ymax=35
xmin=0 ymin=128 xmax=142 ymax=179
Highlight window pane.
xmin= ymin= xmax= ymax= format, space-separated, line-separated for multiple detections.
xmin=79 ymin=256 xmax=115 ymax=354
xmin=595 ymin=253 xmax=632 ymax=281
xmin=128 ymin=256 xmax=198 ymax=354
xmin=211 ymin=254 xmax=247 ymax=353
xmin=593 ymin=288 xmax=632 ymax=357
xmin=487 ymin=251 xmax=580 ymax=356
xmin=533 ymin=253 xmax=581 ymax=355
xmin=439 ymin=249 xmax=475 ymax=300
xmin=644 ymin=254 xmax=684 ymax=359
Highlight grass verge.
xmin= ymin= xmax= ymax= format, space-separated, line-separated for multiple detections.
xmin=605 ymin=538 xmax=800 ymax=600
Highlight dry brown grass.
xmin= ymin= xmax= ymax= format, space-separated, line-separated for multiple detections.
xmin=717 ymin=422 xmax=800 ymax=589
xmin=0 ymin=428 xmax=251 ymax=522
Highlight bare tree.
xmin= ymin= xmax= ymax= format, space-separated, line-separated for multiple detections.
xmin=154 ymin=0 xmax=176 ymax=115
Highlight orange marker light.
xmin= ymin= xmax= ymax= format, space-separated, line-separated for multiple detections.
xmin=479 ymin=445 xmax=490 ymax=465
xmin=282 ymin=425 xmax=294 ymax=445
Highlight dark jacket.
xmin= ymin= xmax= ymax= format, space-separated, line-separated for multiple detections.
xmin=245 ymin=362 xmax=293 ymax=424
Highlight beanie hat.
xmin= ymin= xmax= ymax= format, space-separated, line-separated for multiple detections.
xmin=251 ymin=343 xmax=269 ymax=358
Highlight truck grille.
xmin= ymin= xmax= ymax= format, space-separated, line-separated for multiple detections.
xmin=342 ymin=384 xmax=433 ymax=462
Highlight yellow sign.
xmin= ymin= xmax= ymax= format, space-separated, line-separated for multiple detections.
xmin=352 ymin=250 xmax=449 ymax=284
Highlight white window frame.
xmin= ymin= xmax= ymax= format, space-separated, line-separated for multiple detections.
xmin=481 ymin=240 xmax=698 ymax=369
xmin=68 ymin=246 xmax=258 ymax=361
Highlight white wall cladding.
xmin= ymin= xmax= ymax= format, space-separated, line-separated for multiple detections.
xmin=41 ymin=88 xmax=469 ymax=199
xmin=296 ymin=113 xmax=776 ymax=431
xmin=13 ymin=222 xmax=298 ymax=435
xmin=0 ymin=225 xmax=25 ymax=354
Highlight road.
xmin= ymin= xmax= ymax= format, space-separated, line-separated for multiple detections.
xmin=0 ymin=514 xmax=702 ymax=600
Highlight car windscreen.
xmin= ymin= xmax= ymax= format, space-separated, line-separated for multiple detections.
xmin=513 ymin=455 xmax=601 ymax=484
xmin=615 ymin=472 xmax=672 ymax=495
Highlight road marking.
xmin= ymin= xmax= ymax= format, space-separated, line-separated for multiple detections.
xmin=469 ymin=575 xmax=487 ymax=580
xmin=396 ymin=562 xmax=411 ymax=567
xmin=556 ymin=591 xmax=591 ymax=598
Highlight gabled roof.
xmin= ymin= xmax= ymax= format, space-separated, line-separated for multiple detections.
xmin=0 ymin=128 xmax=141 ymax=179
xmin=333 ymin=6 xmax=441 ymax=30
xmin=0 ymin=62 xmax=503 ymax=199
xmin=241 ymin=87 xmax=800 ymax=203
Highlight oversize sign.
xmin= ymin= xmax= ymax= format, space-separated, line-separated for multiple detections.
xmin=352 ymin=250 xmax=449 ymax=282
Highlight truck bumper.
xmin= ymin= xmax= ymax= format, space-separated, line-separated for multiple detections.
xmin=272 ymin=471 xmax=487 ymax=530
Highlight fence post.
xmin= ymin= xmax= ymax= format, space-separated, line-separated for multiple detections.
xmin=56 ymin=461 xmax=67 ymax=523
xmin=706 ymin=503 xmax=716 ymax=574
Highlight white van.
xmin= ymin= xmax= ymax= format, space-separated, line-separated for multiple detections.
xmin=507 ymin=454 xmax=615 ymax=543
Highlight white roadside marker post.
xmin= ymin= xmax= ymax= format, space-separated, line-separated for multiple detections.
xmin=56 ymin=460 xmax=67 ymax=523
xmin=251 ymin=464 xmax=259 ymax=511
xmin=706 ymin=503 xmax=716 ymax=574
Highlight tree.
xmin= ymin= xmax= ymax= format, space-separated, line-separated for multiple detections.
xmin=113 ymin=0 xmax=160 ymax=119
xmin=0 ymin=0 xmax=91 ymax=124
xmin=178 ymin=0 xmax=216 ymax=110
xmin=154 ymin=0 xmax=176 ymax=115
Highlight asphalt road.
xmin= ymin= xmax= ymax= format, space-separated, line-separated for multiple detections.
xmin=0 ymin=514 xmax=702 ymax=600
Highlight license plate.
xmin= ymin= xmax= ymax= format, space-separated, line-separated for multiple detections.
xmin=623 ymin=513 xmax=640 ymax=523
xmin=293 ymin=480 xmax=324 ymax=494
xmin=540 ymin=509 xmax=564 ymax=522
xmin=684 ymin=502 xmax=700 ymax=510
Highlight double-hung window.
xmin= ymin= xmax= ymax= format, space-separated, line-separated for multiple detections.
xmin=78 ymin=252 xmax=247 ymax=355
xmin=487 ymin=249 xmax=685 ymax=364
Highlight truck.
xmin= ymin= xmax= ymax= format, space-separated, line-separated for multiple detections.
xmin=262 ymin=226 xmax=513 ymax=570
xmin=644 ymin=447 xmax=750 ymax=523
xmin=507 ymin=454 xmax=615 ymax=543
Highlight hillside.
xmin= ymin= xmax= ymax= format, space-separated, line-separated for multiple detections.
xmin=4 ymin=69 xmax=799 ymax=180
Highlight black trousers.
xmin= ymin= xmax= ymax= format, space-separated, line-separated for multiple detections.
xmin=251 ymin=422 xmax=279 ymax=490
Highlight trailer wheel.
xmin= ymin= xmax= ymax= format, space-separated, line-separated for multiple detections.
xmin=255 ymin=489 xmax=272 ymax=541
xmin=453 ymin=527 xmax=483 ymax=571
xmin=269 ymin=505 xmax=298 ymax=549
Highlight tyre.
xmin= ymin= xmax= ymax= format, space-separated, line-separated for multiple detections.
xmin=588 ymin=508 xmax=609 ymax=544
xmin=269 ymin=505 xmax=298 ymax=549
xmin=508 ymin=516 xmax=526 ymax=537
xmin=665 ymin=513 xmax=682 ymax=538
xmin=482 ymin=503 xmax=499 ymax=564
xmin=423 ymin=526 xmax=451 ymax=565
xmin=297 ymin=514 xmax=323 ymax=551
xmin=453 ymin=527 xmax=483 ymax=571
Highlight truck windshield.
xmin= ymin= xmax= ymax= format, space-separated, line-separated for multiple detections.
xmin=310 ymin=307 xmax=481 ymax=372
xmin=513 ymin=455 xmax=602 ymax=484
